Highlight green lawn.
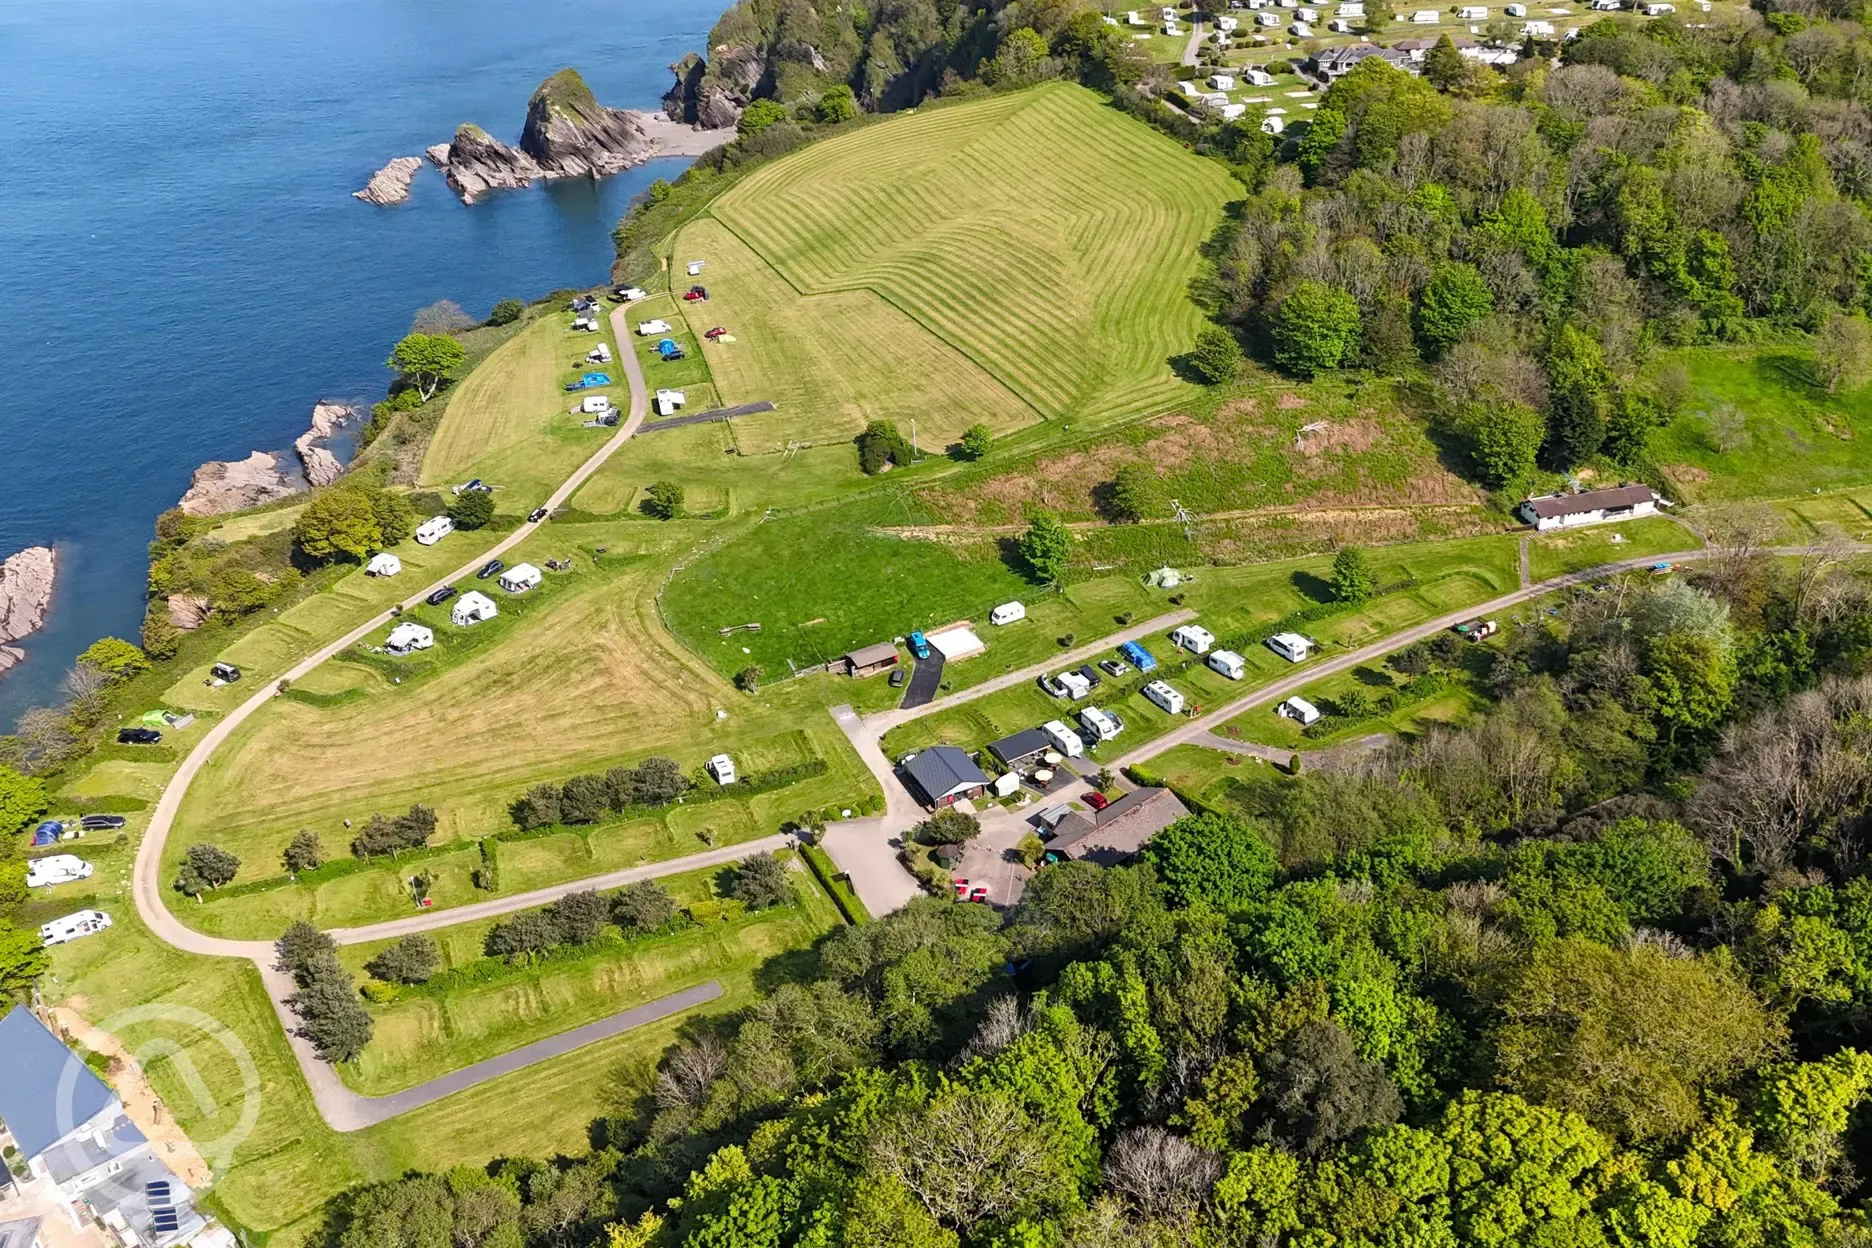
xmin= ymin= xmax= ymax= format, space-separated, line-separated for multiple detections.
xmin=568 ymin=418 xmax=864 ymax=519
xmin=335 ymin=855 xmax=839 ymax=1095
xmin=691 ymin=82 xmax=1237 ymax=440
xmin=1525 ymin=515 xmax=1698 ymax=583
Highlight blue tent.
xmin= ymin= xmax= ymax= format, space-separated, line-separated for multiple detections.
xmin=32 ymin=821 xmax=62 ymax=846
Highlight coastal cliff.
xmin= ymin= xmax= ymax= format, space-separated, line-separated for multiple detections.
xmin=179 ymin=401 xmax=354 ymax=517
xmin=296 ymin=401 xmax=355 ymax=487
xmin=0 ymin=546 xmax=56 ymax=676
xmin=432 ymin=123 xmax=543 ymax=203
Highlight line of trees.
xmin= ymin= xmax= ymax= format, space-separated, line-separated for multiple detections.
xmin=483 ymin=880 xmax=684 ymax=964
xmin=512 ymin=758 xmax=691 ymax=830
xmin=276 ymin=922 xmax=372 ymax=1064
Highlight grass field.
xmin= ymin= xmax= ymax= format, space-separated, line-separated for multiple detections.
xmin=568 ymin=417 xmax=864 ymax=519
xmin=162 ymin=518 xmax=878 ymax=933
xmin=1525 ymin=515 xmax=1696 ymax=582
xmin=419 ymin=309 xmax=621 ymax=512
xmin=334 ymin=856 xmax=839 ymax=1094
xmin=684 ymin=83 xmax=1237 ymax=442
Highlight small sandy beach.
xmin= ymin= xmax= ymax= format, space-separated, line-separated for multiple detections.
xmin=634 ymin=111 xmax=737 ymax=157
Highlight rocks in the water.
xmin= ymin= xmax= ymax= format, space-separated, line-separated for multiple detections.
xmin=0 ymin=546 xmax=56 ymax=675
xmin=179 ymin=452 xmax=300 ymax=517
xmin=424 ymin=142 xmax=452 ymax=169
xmin=438 ymin=123 xmax=544 ymax=204
xmin=168 ymin=594 xmax=211 ymax=632
xmin=296 ymin=401 xmax=355 ymax=487
xmin=354 ymin=156 xmax=423 ymax=205
xmin=439 ymin=68 xmax=673 ymax=204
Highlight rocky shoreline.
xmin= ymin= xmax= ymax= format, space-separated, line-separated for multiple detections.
xmin=0 ymin=546 xmax=56 ymax=677
xmin=178 ymin=401 xmax=356 ymax=517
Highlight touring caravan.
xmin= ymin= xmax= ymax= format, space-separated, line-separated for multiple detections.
xmin=1170 ymin=624 xmax=1215 ymax=655
xmin=990 ymin=601 xmax=1026 ymax=626
xmin=1041 ymin=720 xmax=1086 ymax=758
xmin=1078 ymin=706 xmax=1123 ymax=742
xmin=1143 ymin=681 xmax=1185 ymax=715
xmin=414 ymin=515 xmax=454 ymax=545
xmin=451 ymin=591 xmax=498 ymax=626
xmin=1206 ymin=649 xmax=1247 ymax=680
xmin=366 ymin=552 xmax=402 ymax=577
xmin=498 ymin=563 xmax=542 ymax=594
xmin=1267 ymin=632 xmax=1313 ymax=663
xmin=707 ymin=754 xmax=737 ymax=784
xmin=1278 ymin=696 xmax=1322 ymax=725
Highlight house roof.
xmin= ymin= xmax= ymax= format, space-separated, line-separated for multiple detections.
xmin=844 ymin=642 xmax=899 ymax=669
xmin=0 ymin=1217 xmax=43 ymax=1248
xmin=0 ymin=1006 xmax=118 ymax=1159
xmin=901 ymin=746 xmax=988 ymax=804
xmin=40 ymin=1109 xmax=148 ymax=1182
xmin=1523 ymin=485 xmax=1658 ymax=519
xmin=1049 ymin=787 xmax=1191 ymax=865
xmin=988 ymin=728 xmax=1052 ymax=765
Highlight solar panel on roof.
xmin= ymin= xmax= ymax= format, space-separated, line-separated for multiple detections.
xmin=152 ymin=1209 xmax=180 ymax=1233
xmin=146 ymin=1179 xmax=172 ymax=1206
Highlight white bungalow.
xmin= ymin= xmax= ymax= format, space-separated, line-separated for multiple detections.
xmin=413 ymin=515 xmax=454 ymax=545
xmin=1519 ymin=485 xmax=1664 ymax=531
xmin=498 ymin=563 xmax=542 ymax=593
xmin=1278 ymin=696 xmax=1322 ymax=725
xmin=366 ymin=552 xmax=402 ymax=577
xmin=1267 ymin=632 xmax=1313 ymax=663
xmin=385 ymin=622 xmax=434 ymax=654
xmin=451 ymin=591 xmax=498 ymax=626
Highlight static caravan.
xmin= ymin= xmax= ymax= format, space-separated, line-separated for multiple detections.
xmin=385 ymin=622 xmax=434 ymax=654
xmin=1206 ymin=649 xmax=1247 ymax=680
xmin=707 ymin=754 xmax=737 ymax=785
xmin=366 ymin=552 xmax=402 ymax=577
xmin=1218 ymin=13 xmax=1241 ymax=28
xmin=1170 ymin=624 xmax=1215 ymax=655
xmin=1504 ymin=3 xmax=1526 ymax=13
xmin=498 ymin=563 xmax=542 ymax=594
xmin=1200 ymin=91 xmax=1230 ymax=107
xmin=1221 ymin=102 xmax=1249 ymax=120
xmin=1143 ymin=680 xmax=1186 ymax=716
xmin=1042 ymin=719 xmax=1087 ymax=758
xmin=1411 ymin=8 xmax=1439 ymax=19
xmin=1258 ymin=11 xmax=1282 ymax=24
xmin=1267 ymin=632 xmax=1312 ymax=663
xmin=1643 ymin=2 xmax=1673 ymax=12
xmin=1297 ymin=8 xmax=1320 ymax=20
xmin=1078 ymin=706 xmax=1124 ymax=742
xmin=1329 ymin=19 xmax=1352 ymax=31
xmin=990 ymin=601 xmax=1026 ymax=626
xmin=1459 ymin=5 xmax=1488 ymax=16
xmin=451 ymin=590 xmax=498 ymax=626
xmin=1245 ymin=66 xmax=1276 ymax=84
xmin=1209 ymin=72 xmax=1237 ymax=89
xmin=414 ymin=515 xmax=454 ymax=545
xmin=1522 ymin=17 xmax=1555 ymax=31
xmin=1163 ymin=20 xmax=1181 ymax=34
xmin=1127 ymin=8 xmax=1147 ymax=22
xmin=1338 ymin=0 xmax=1365 ymax=12
xmin=1278 ymin=696 xmax=1322 ymax=725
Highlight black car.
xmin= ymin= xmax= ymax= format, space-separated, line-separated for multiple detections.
xmin=528 ymin=506 xmax=550 ymax=523
xmin=117 ymin=728 xmax=162 ymax=745
xmin=1077 ymin=664 xmax=1102 ymax=689
xmin=80 ymin=814 xmax=126 ymax=830
xmin=426 ymin=585 xmax=459 ymax=606
xmin=889 ymin=668 xmax=906 ymax=688
xmin=210 ymin=661 xmax=242 ymax=683
xmin=476 ymin=559 xmax=505 ymax=580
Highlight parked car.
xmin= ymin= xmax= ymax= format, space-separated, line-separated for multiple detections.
xmin=1086 ymin=791 xmax=1110 ymax=811
xmin=117 ymin=727 xmax=161 ymax=745
xmin=1077 ymin=663 xmax=1102 ymax=689
xmin=1098 ymin=658 xmax=1131 ymax=679
xmin=528 ymin=506 xmax=550 ymax=523
xmin=209 ymin=662 xmax=242 ymax=683
xmin=80 ymin=814 xmax=126 ymax=830
xmin=683 ymin=285 xmax=709 ymax=301
xmin=476 ymin=559 xmax=505 ymax=580
xmin=889 ymin=668 xmax=906 ymax=688
xmin=426 ymin=585 xmax=459 ymax=606
xmin=908 ymin=631 xmax=931 ymax=659
xmin=704 ymin=326 xmax=729 ymax=340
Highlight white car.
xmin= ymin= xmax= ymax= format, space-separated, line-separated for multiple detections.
xmin=27 ymin=855 xmax=93 ymax=888
xmin=636 ymin=319 xmax=672 ymax=336
xmin=40 ymin=910 xmax=111 ymax=946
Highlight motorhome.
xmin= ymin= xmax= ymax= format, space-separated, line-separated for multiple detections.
xmin=40 ymin=910 xmax=111 ymax=946
xmin=26 ymin=855 xmax=93 ymax=888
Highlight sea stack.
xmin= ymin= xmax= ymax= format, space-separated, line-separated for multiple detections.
xmin=0 ymin=546 xmax=56 ymax=676
xmin=353 ymin=156 xmax=423 ymax=205
xmin=438 ymin=69 xmax=656 ymax=204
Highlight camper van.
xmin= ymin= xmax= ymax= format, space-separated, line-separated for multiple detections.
xmin=637 ymin=318 xmax=672 ymax=336
xmin=40 ymin=910 xmax=111 ymax=946
xmin=1041 ymin=720 xmax=1086 ymax=758
xmin=385 ymin=622 xmax=434 ymax=654
xmin=1143 ymin=680 xmax=1186 ymax=716
xmin=1207 ymin=649 xmax=1247 ymax=680
xmin=414 ymin=515 xmax=454 ymax=545
xmin=707 ymin=754 xmax=737 ymax=785
xmin=990 ymin=601 xmax=1026 ymax=626
xmin=1078 ymin=706 xmax=1123 ymax=742
xmin=1267 ymin=632 xmax=1313 ymax=663
xmin=26 ymin=855 xmax=93 ymax=888
xmin=1170 ymin=624 xmax=1215 ymax=655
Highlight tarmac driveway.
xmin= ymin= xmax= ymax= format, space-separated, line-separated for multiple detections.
xmin=899 ymin=652 xmax=945 ymax=709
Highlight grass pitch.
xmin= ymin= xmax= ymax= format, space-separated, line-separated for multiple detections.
xmin=683 ymin=83 xmax=1237 ymax=440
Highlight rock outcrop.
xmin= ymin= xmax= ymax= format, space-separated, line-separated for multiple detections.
xmin=438 ymin=69 xmax=666 ymax=204
xmin=296 ymin=401 xmax=355 ymax=487
xmin=662 ymin=50 xmax=759 ymax=129
xmin=167 ymin=594 xmax=211 ymax=632
xmin=353 ymin=156 xmax=423 ymax=205
xmin=0 ymin=546 xmax=56 ymax=676
xmin=178 ymin=451 xmax=300 ymax=517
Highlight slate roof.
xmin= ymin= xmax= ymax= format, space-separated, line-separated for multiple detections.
xmin=901 ymin=746 xmax=988 ymax=804
xmin=988 ymin=728 xmax=1052 ymax=766
xmin=41 ymin=1110 xmax=147 ymax=1183
xmin=0 ymin=1006 xmax=116 ymax=1160
xmin=1048 ymin=788 xmax=1191 ymax=865
xmin=1523 ymin=485 xmax=1658 ymax=519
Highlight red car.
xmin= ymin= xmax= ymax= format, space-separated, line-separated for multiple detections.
xmin=703 ymin=326 xmax=729 ymax=340
xmin=683 ymin=285 xmax=709 ymax=301
xmin=969 ymin=885 xmax=989 ymax=903
xmin=1086 ymin=791 xmax=1110 ymax=811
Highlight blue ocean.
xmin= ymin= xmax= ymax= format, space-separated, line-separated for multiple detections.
xmin=0 ymin=0 xmax=719 ymax=722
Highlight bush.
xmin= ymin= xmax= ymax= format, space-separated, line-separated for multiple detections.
xmin=916 ymin=807 xmax=981 ymax=846
xmin=513 ymin=783 xmax=562 ymax=830
xmin=735 ymin=664 xmax=764 ymax=693
xmin=448 ymin=490 xmax=495 ymax=531
xmin=956 ymin=422 xmax=993 ymax=461
xmin=855 ymin=420 xmax=912 ymax=474
xmin=559 ymin=773 xmax=610 ymax=825
xmin=1187 ymin=325 xmax=1244 ymax=384
xmin=817 ymin=85 xmax=858 ymax=123
xmin=643 ymin=480 xmax=684 ymax=520
xmin=283 ymin=829 xmax=323 ymax=874
xmin=488 ymin=298 xmax=524 ymax=326
xmin=613 ymin=881 xmax=677 ymax=933
xmin=738 ymin=98 xmax=788 ymax=137
xmin=365 ymin=935 xmax=439 ymax=985
xmin=732 ymin=852 xmax=794 ymax=910
xmin=548 ymin=890 xmax=610 ymax=944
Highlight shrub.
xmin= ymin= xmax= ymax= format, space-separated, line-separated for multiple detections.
xmin=738 ymin=98 xmax=788 ymax=137
xmin=643 ymin=481 xmax=684 ymax=520
xmin=283 ymin=829 xmax=323 ymax=874
xmin=917 ymin=807 xmax=981 ymax=846
xmin=1187 ymin=325 xmax=1244 ymax=384
xmin=488 ymin=298 xmax=524 ymax=326
xmin=447 ymin=490 xmax=495 ymax=531
xmin=817 ymin=84 xmax=858 ymax=123
xmin=559 ymin=774 xmax=610 ymax=824
xmin=175 ymin=843 xmax=240 ymax=895
xmin=613 ymin=881 xmax=677 ymax=933
xmin=736 ymin=664 xmax=764 ymax=693
xmin=548 ymin=890 xmax=610 ymax=944
xmin=732 ymin=852 xmax=794 ymax=910
xmin=76 ymin=638 xmax=147 ymax=681
xmin=513 ymin=783 xmax=563 ymax=830
xmin=855 ymin=421 xmax=912 ymax=474
xmin=956 ymin=422 xmax=994 ymax=461
xmin=365 ymin=935 xmax=439 ymax=985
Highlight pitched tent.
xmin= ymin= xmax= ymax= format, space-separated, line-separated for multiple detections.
xmin=498 ymin=563 xmax=542 ymax=593
xmin=451 ymin=591 xmax=498 ymax=626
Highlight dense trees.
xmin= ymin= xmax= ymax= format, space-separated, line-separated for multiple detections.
xmin=855 ymin=420 xmax=912 ymax=474
xmin=349 ymin=804 xmax=436 ymax=858
xmin=642 ymin=481 xmax=684 ymax=520
xmin=293 ymin=485 xmax=416 ymax=564
xmin=447 ymin=489 xmax=495 ymax=530
xmin=276 ymin=922 xmax=371 ymax=1063
xmin=365 ymin=934 xmax=438 ymax=985
xmin=512 ymin=758 xmax=694 ymax=829
xmin=1020 ymin=511 xmax=1073 ymax=585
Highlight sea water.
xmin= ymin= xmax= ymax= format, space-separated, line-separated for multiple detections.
xmin=0 ymin=0 xmax=719 ymax=722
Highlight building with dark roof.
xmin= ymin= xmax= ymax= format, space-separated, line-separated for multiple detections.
xmin=0 ymin=1006 xmax=116 ymax=1160
xmin=987 ymin=728 xmax=1052 ymax=769
xmin=842 ymin=642 xmax=900 ymax=677
xmin=900 ymin=746 xmax=989 ymax=808
xmin=1518 ymin=485 xmax=1663 ymax=531
xmin=1046 ymin=787 xmax=1190 ymax=866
